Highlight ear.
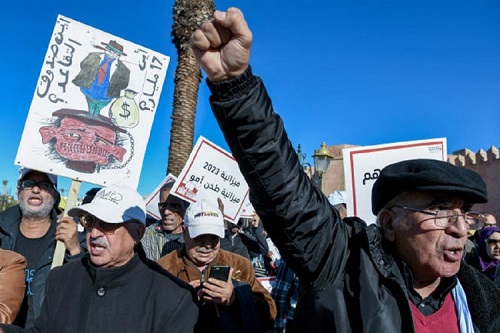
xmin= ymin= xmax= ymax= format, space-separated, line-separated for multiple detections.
xmin=378 ymin=210 xmax=396 ymax=242
xmin=134 ymin=224 xmax=145 ymax=242
xmin=182 ymin=225 xmax=190 ymax=238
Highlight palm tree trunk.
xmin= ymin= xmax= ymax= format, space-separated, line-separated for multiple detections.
xmin=168 ymin=0 xmax=215 ymax=176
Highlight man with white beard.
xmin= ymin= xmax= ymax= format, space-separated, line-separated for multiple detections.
xmin=0 ymin=168 xmax=85 ymax=327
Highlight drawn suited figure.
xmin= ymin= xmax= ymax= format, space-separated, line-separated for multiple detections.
xmin=72 ymin=40 xmax=130 ymax=117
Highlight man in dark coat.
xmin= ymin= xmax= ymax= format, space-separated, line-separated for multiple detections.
xmin=0 ymin=168 xmax=86 ymax=328
xmin=189 ymin=8 xmax=500 ymax=333
xmin=0 ymin=184 xmax=198 ymax=333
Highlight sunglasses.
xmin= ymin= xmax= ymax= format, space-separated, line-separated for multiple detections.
xmin=80 ymin=214 xmax=129 ymax=234
xmin=158 ymin=201 xmax=183 ymax=213
xmin=19 ymin=179 xmax=54 ymax=192
xmin=486 ymin=239 xmax=500 ymax=246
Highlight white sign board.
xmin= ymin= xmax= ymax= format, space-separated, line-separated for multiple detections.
xmin=343 ymin=138 xmax=447 ymax=225
xmin=240 ymin=199 xmax=256 ymax=218
xmin=170 ymin=136 xmax=249 ymax=223
xmin=15 ymin=15 xmax=169 ymax=189
xmin=144 ymin=174 xmax=177 ymax=220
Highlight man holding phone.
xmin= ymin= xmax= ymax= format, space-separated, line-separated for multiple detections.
xmin=157 ymin=200 xmax=276 ymax=332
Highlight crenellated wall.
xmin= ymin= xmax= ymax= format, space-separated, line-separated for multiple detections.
xmin=448 ymin=146 xmax=500 ymax=221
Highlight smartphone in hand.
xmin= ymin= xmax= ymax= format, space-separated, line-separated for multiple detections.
xmin=209 ymin=265 xmax=230 ymax=281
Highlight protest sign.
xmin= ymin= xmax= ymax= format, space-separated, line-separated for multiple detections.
xmin=170 ymin=136 xmax=249 ymax=223
xmin=15 ymin=15 xmax=169 ymax=189
xmin=343 ymin=138 xmax=447 ymax=225
xmin=15 ymin=15 xmax=170 ymax=268
xmin=240 ymin=199 xmax=256 ymax=218
xmin=145 ymin=174 xmax=177 ymax=220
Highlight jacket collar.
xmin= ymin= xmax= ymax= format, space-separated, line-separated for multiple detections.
xmin=86 ymin=252 xmax=141 ymax=284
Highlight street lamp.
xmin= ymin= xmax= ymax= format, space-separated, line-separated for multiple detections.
xmin=312 ymin=142 xmax=333 ymax=191
xmin=297 ymin=142 xmax=333 ymax=191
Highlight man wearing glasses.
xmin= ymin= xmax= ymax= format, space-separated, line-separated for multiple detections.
xmin=141 ymin=181 xmax=190 ymax=260
xmin=190 ymin=8 xmax=500 ymax=332
xmin=483 ymin=213 xmax=498 ymax=228
xmin=0 ymin=168 xmax=86 ymax=328
xmin=0 ymin=184 xmax=198 ymax=332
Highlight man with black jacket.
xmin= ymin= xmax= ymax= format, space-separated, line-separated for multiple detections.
xmin=0 ymin=184 xmax=198 ymax=333
xmin=0 ymin=168 xmax=86 ymax=327
xmin=190 ymin=8 xmax=500 ymax=332
xmin=221 ymin=217 xmax=268 ymax=261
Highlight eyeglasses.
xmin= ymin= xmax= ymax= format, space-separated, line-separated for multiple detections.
xmin=486 ymin=239 xmax=500 ymax=246
xmin=80 ymin=214 xmax=128 ymax=234
xmin=389 ymin=205 xmax=485 ymax=230
xmin=19 ymin=179 xmax=54 ymax=192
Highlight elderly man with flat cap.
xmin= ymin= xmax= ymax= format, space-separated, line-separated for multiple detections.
xmin=189 ymin=8 xmax=500 ymax=333
xmin=0 ymin=184 xmax=198 ymax=333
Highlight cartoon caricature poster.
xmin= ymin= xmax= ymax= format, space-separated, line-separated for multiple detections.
xmin=15 ymin=15 xmax=169 ymax=189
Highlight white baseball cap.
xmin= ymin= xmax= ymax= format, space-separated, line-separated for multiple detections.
xmin=327 ymin=191 xmax=347 ymax=206
xmin=183 ymin=200 xmax=225 ymax=238
xmin=68 ymin=184 xmax=146 ymax=224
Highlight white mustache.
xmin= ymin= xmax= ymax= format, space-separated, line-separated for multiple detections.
xmin=90 ymin=237 xmax=108 ymax=248
xmin=196 ymin=248 xmax=214 ymax=254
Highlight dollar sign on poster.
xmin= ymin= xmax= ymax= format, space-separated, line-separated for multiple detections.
xmin=109 ymin=89 xmax=139 ymax=128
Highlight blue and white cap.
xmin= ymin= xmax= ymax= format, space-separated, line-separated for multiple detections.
xmin=68 ymin=184 xmax=146 ymax=225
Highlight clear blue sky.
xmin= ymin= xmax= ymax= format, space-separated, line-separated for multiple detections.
xmin=1 ymin=0 xmax=499 ymax=199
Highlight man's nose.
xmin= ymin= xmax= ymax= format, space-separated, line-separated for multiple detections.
xmin=447 ymin=213 xmax=469 ymax=237
xmin=88 ymin=225 xmax=104 ymax=237
xmin=31 ymin=185 xmax=42 ymax=193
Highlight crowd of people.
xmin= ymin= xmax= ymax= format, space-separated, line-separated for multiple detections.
xmin=0 ymin=6 xmax=498 ymax=333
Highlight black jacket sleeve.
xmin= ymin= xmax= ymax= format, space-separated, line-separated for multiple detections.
xmin=208 ymin=67 xmax=350 ymax=288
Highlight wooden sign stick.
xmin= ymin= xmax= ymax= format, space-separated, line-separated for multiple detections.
xmin=51 ymin=179 xmax=82 ymax=269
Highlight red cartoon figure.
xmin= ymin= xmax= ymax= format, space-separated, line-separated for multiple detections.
xmin=39 ymin=109 xmax=128 ymax=173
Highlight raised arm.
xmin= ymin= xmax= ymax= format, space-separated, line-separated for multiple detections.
xmin=191 ymin=8 xmax=349 ymax=287
xmin=190 ymin=7 xmax=251 ymax=83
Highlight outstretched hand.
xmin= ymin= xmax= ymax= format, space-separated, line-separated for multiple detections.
xmin=190 ymin=7 xmax=252 ymax=83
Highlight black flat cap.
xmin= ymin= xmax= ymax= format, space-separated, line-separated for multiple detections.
xmin=371 ymin=159 xmax=487 ymax=214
